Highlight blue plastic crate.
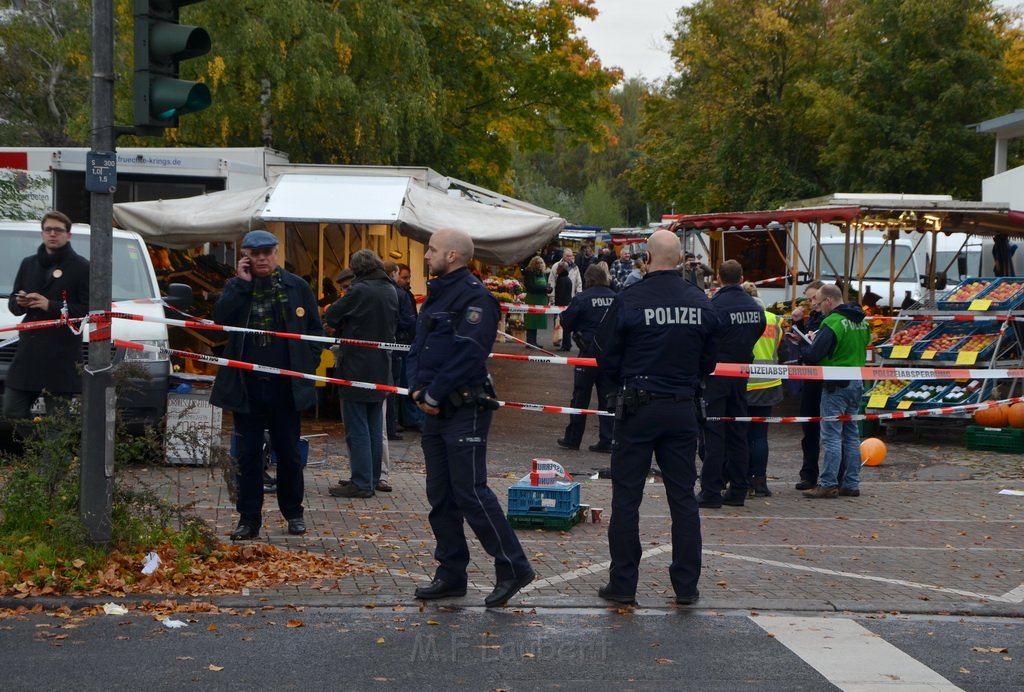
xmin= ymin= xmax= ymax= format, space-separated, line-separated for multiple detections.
xmin=507 ymin=481 xmax=581 ymax=517
xmin=974 ymin=278 xmax=1024 ymax=311
xmin=910 ymin=323 xmax=976 ymax=360
xmin=936 ymin=277 xmax=995 ymax=310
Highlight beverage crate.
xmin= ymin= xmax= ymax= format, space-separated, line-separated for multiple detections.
xmin=507 ymin=481 xmax=581 ymax=518
xmin=966 ymin=425 xmax=1024 ymax=453
xmin=508 ymin=508 xmax=584 ymax=531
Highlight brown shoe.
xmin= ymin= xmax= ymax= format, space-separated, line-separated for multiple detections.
xmin=838 ymin=487 xmax=860 ymax=497
xmin=802 ymin=485 xmax=838 ymax=499
xmin=375 ymin=480 xmax=393 ymax=493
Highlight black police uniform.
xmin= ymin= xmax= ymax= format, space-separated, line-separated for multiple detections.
xmin=594 ymin=269 xmax=720 ymax=601
xmin=407 ymin=267 xmax=532 ymax=589
xmin=698 ymin=284 xmax=766 ymax=503
xmin=559 ymin=284 xmax=617 ymax=449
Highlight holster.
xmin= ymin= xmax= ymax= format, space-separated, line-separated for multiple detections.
xmin=445 ymin=378 xmax=501 ymax=417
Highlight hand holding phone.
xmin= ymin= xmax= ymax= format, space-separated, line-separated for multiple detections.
xmin=237 ymin=255 xmax=252 ymax=281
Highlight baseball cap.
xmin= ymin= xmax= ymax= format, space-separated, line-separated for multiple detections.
xmin=336 ymin=268 xmax=355 ymax=283
xmin=241 ymin=230 xmax=279 ymax=249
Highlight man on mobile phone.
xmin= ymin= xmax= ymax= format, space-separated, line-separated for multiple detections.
xmin=211 ymin=230 xmax=323 ymax=541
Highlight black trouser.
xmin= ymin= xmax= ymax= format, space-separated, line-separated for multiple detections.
xmin=421 ymin=405 xmax=531 ymax=584
xmin=607 ymin=397 xmax=701 ymax=599
xmin=799 ymin=380 xmax=823 ymax=483
xmin=232 ymin=376 xmax=304 ymax=524
xmin=386 ymin=353 xmax=402 ymax=436
xmin=700 ymin=378 xmax=750 ymax=497
xmin=562 ymin=360 xmax=614 ymax=448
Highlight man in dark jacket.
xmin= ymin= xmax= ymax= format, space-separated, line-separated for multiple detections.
xmin=697 ymin=260 xmax=766 ymax=508
xmin=211 ymin=230 xmax=324 ymax=541
xmin=557 ymin=263 xmax=617 ymax=452
xmin=4 ymin=210 xmax=89 ymax=419
xmin=382 ymin=260 xmax=417 ymax=443
xmin=325 ymin=249 xmax=397 ymax=499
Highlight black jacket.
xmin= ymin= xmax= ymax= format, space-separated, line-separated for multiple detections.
xmin=7 ymin=243 xmax=90 ymax=393
xmin=210 ymin=268 xmax=324 ymax=413
xmin=559 ymin=286 xmax=616 ymax=355
xmin=324 ymin=268 xmax=397 ymax=402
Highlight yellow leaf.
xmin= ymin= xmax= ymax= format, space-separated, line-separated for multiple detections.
xmin=960 ymin=667 xmax=970 ymax=673
xmin=208 ymin=664 xmax=224 ymax=672
xmin=286 ymin=620 xmax=305 ymax=628
xmin=427 ymin=620 xmax=441 ymax=626
xmin=522 ymin=652 xmax=535 ymax=658
xmin=207 ymin=624 xmax=218 ymax=631
xmin=376 ymin=637 xmax=385 ymax=644
xmin=71 ymin=559 xmax=86 ymax=569
xmin=479 ymin=645 xmax=501 ymax=650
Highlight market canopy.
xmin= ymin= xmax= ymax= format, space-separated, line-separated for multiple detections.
xmin=114 ymin=166 xmax=564 ymax=264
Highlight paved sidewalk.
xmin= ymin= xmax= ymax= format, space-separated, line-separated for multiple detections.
xmin=131 ymin=432 xmax=1024 ymax=616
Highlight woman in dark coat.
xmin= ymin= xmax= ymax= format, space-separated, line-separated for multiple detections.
xmin=553 ymin=261 xmax=573 ymax=350
xmin=521 ymin=256 xmax=548 ymax=347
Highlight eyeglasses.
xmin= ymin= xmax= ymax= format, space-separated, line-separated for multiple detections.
xmin=43 ymin=226 xmax=69 ymax=234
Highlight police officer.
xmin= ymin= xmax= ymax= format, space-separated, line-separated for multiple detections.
xmin=407 ymin=228 xmax=535 ymax=608
xmin=594 ymin=230 xmax=720 ymax=606
xmin=697 ymin=260 xmax=766 ymax=508
xmin=557 ymin=263 xmax=617 ymax=453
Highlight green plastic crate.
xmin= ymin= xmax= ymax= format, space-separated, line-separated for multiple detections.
xmin=508 ymin=508 xmax=584 ymax=531
xmin=966 ymin=425 xmax=1024 ymax=453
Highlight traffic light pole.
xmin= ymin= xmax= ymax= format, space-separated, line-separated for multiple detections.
xmin=81 ymin=0 xmax=117 ymax=544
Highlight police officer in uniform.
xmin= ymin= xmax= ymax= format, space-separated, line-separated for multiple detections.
xmin=557 ymin=263 xmax=617 ymax=453
xmin=408 ymin=228 xmax=535 ymax=607
xmin=594 ymin=230 xmax=720 ymax=606
xmin=697 ymin=260 xmax=766 ymax=508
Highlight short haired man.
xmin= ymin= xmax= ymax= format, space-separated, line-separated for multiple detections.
xmin=211 ymin=230 xmax=324 ymax=540
xmin=697 ymin=259 xmax=766 ymax=508
xmin=408 ymin=228 xmax=535 ymax=607
xmin=557 ymin=262 xmax=616 ymax=453
xmin=325 ymin=249 xmax=398 ymax=498
xmin=3 ymin=211 xmax=89 ymax=419
xmin=594 ymin=230 xmax=721 ymax=606
xmin=609 ymin=248 xmax=632 ymax=291
xmin=791 ymin=280 xmax=829 ymax=490
xmin=680 ymin=252 xmax=713 ymax=290
xmin=799 ymin=284 xmax=869 ymax=498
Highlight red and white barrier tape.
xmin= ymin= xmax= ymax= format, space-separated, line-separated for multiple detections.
xmin=500 ymin=303 xmax=565 ymax=315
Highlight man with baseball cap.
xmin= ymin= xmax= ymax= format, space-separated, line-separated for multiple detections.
xmin=211 ymin=230 xmax=324 ymax=540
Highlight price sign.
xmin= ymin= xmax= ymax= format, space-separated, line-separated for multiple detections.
xmin=891 ymin=345 xmax=912 ymax=359
xmin=968 ymin=299 xmax=992 ymax=311
xmin=867 ymin=394 xmax=889 ymax=409
xmin=897 ymin=400 xmax=913 ymax=410
xmin=956 ymin=350 xmax=978 ymax=365
xmin=922 ymin=350 xmax=936 ymax=360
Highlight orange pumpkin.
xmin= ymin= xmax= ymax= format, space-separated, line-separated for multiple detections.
xmin=974 ymin=403 xmax=1007 ymax=428
xmin=1007 ymin=403 xmax=1024 ymax=429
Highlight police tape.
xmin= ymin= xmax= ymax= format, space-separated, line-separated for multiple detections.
xmin=712 ymin=395 xmax=1024 ymax=423
xmin=500 ymin=303 xmax=565 ymax=315
xmin=118 ymin=339 xmax=612 ymax=417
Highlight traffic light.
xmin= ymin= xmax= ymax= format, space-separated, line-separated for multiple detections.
xmin=133 ymin=0 xmax=212 ymax=134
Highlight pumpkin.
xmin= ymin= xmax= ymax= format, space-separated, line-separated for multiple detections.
xmin=1007 ymin=403 xmax=1024 ymax=429
xmin=974 ymin=403 xmax=1007 ymax=428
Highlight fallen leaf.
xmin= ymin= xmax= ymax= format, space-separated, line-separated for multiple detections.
xmin=479 ymin=645 xmax=501 ymax=650
xmin=655 ymin=658 xmax=674 ymax=664
xmin=427 ymin=620 xmax=441 ymax=626
xmin=522 ymin=652 xmax=535 ymax=658
xmin=207 ymin=624 xmax=218 ymax=631
xmin=71 ymin=559 xmax=86 ymax=569
xmin=176 ymin=656 xmax=193 ymax=661
xmin=960 ymin=667 xmax=970 ymax=674
xmin=208 ymin=664 xmax=224 ymax=672
xmin=286 ymin=620 xmax=305 ymax=628
xmin=376 ymin=637 xmax=385 ymax=644
xmin=972 ymin=646 xmax=1008 ymax=653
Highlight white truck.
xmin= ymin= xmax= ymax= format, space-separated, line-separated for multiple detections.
xmin=0 ymin=221 xmax=191 ymax=429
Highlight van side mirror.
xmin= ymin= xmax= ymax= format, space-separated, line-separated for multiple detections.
xmin=920 ymin=272 xmax=947 ymax=290
xmin=164 ymin=283 xmax=193 ymax=310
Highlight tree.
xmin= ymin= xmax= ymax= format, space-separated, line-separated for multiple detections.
xmin=820 ymin=0 xmax=1024 ymax=197
xmin=0 ymin=0 xmax=91 ymax=146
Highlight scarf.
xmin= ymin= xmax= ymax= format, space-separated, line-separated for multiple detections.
xmin=249 ymin=269 xmax=290 ymax=345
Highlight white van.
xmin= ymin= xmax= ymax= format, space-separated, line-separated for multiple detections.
xmin=0 ymin=221 xmax=191 ymax=429
xmin=814 ymin=234 xmax=924 ymax=308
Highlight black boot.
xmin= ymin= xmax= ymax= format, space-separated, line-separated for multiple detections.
xmin=749 ymin=477 xmax=773 ymax=497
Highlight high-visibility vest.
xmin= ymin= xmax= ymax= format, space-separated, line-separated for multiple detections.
xmin=747 ymin=310 xmax=782 ymax=392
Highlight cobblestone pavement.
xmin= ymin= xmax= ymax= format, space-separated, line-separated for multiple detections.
xmin=128 ymin=336 xmax=1024 ymax=615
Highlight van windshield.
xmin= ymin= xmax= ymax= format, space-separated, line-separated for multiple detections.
xmin=0 ymin=230 xmax=157 ymax=302
xmin=818 ymin=243 xmax=917 ymax=282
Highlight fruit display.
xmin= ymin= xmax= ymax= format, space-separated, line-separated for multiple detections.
xmin=898 ymin=382 xmax=947 ymax=402
xmin=922 ymin=332 xmax=969 ymax=353
xmin=957 ymin=334 xmax=997 ymax=353
xmin=984 ymin=281 xmax=1024 ymax=303
xmin=938 ymin=380 xmax=982 ymax=404
xmin=886 ymin=321 xmax=936 ymax=346
xmin=867 ymin=379 xmax=908 ymax=398
xmin=944 ymin=280 xmax=990 ymax=303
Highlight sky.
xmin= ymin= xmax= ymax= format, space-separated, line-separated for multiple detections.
xmin=575 ymin=1 xmax=694 ymax=82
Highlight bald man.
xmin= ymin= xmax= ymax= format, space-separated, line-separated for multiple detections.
xmin=594 ymin=230 xmax=722 ymax=606
xmin=407 ymin=228 xmax=535 ymax=608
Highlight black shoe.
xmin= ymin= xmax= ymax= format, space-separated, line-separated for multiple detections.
xmin=485 ymin=569 xmax=536 ymax=607
xmin=838 ymin=487 xmax=860 ymax=497
xmin=795 ymin=479 xmax=815 ymax=491
xmin=721 ymin=492 xmax=745 ymax=507
xmin=675 ymin=589 xmax=700 ymax=606
xmin=697 ymin=492 xmax=722 ymax=509
xmin=556 ymin=438 xmax=580 ymax=451
xmin=230 ymin=521 xmax=260 ymax=541
xmin=287 ymin=517 xmax=306 ymax=535
xmin=598 ymin=584 xmax=636 ymax=605
xmin=588 ymin=444 xmax=612 ymax=453
xmin=415 ymin=578 xmax=467 ymax=600
xmin=329 ymin=483 xmax=375 ymax=498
